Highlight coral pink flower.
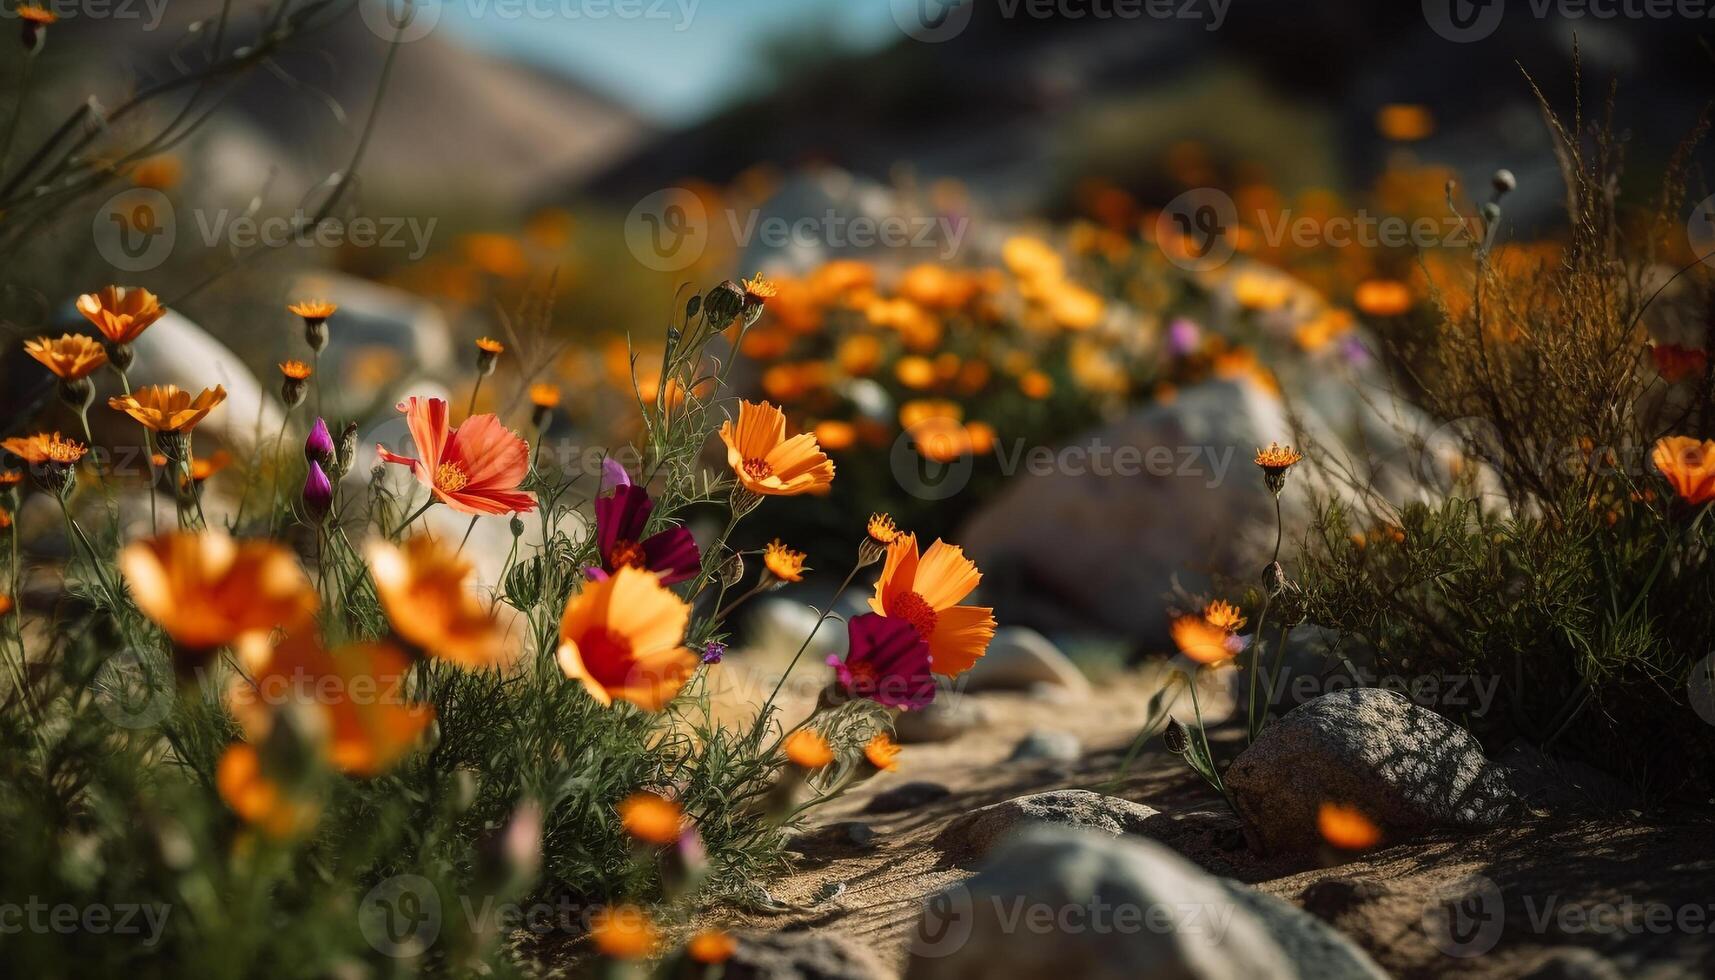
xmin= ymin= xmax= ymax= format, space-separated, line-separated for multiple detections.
xmin=377 ymin=396 xmax=535 ymax=515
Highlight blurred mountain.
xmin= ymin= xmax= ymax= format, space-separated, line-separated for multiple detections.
xmin=567 ymin=0 xmax=1713 ymax=227
xmin=48 ymin=1 xmax=649 ymax=212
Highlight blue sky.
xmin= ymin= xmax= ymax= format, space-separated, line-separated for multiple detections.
xmin=439 ymin=0 xmax=904 ymax=123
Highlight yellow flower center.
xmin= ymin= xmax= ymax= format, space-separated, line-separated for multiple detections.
xmin=434 ymin=462 xmax=469 ymax=493
xmin=742 ymin=457 xmax=773 ymax=481
xmin=608 ymin=539 xmax=648 ymax=569
xmin=893 ymin=591 xmax=938 ymax=641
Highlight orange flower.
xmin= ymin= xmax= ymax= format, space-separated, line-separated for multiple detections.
xmin=229 ymin=631 xmax=433 ymax=776
xmin=0 ymin=508 xmax=10 ymax=530
xmin=108 ymin=385 xmax=226 ymax=433
xmin=366 ymin=536 xmax=511 ymax=669
xmin=866 ymin=513 xmax=901 ymax=546
xmin=376 ymin=396 xmax=535 ymax=515
xmin=76 ymin=286 xmax=166 ymax=345
xmin=618 ymin=791 xmax=683 ymax=845
xmin=279 ymin=360 xmax=312 ymax=381
xmin=529 ymin=383 xmax=561 ymax=408
xmin=1652 ymin=343 xmax=1708 ymax=383
xmin=869 ymin=534 xmax=995 ymax=676
xmin=1653 ymin=436 xmax=1715 ymax=505
xmin=2 ymin=432 xmax=87 ymax=466
xmin=118 ymin=531 xmax=317 ymax=655
xmin=1254 ymin=442 xmax=1303 ymax=474
xmin=0 ymin=470 xmax=20 ymax=486
xmin=687 ymin=929 xmax=737 ymax=965
xmin=1171 ymin=614 xmax=1238 ymax=665
xmin=1318 ymin=802 xmax=1383 ymax=850
xmin=813 ymin=419 xmax=856 ymax=451
xmin=287 ymin=299 xmax=337 ymax=322
xmin=555 ymin=566 xmax=694 ymax=710
xmin=475 ymin=336 xmax=505 ymax=355
xmin=864 ymin=732 xmax=900 ymax=772
xmin=178 ymin=450 xmax=232 ymax=484
xmin=742 ymin=272 xmax=778 ymax=302
xmin=763 ymin=539 xmax=807 ymax=582
xmin=25 ymin=334 xmax=108 ymax=380
xmin=1375 ymin=103 xmax=1434 ymax=142
xmin=785 ymin=729 xmax=833 ymax=769
xmin=1354 ymin=279 xmax=1413 ymax=317
xmin=719 ymin=400 xmax=835 ymax=496
xmin=0 ymin=593 xmax=11 ymax=616
xmin=908 ymin=416 xmax=970 ymax=463
xmin=1203 ymin=600 xmax=1246 ymax=632
xmin=17 ymin=5 xmax=57 ymax=25
xmin=591 ymin=904 xmax=660 ymax=959
xmin=216 ymin=744 xmax=321 ymax=839
xmin=1019 ymin=370 xmax=1053 ymax=400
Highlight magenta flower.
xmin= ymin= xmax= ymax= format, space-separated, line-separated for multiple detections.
xmin=826 ymin=613 xmax=936 ymax=710
xmin=588 ymin=483 xmax=701 ymax=585
xmin=303 ymin=461 xmax=333 ymax=522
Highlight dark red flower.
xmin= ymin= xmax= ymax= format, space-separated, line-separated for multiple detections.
xmin=590 ymin=483 xmax=701 ymax=585
xmin=826 ymin=613 xmax=936 ymax=710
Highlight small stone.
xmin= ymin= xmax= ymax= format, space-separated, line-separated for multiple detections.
xmin=934 ymin=789 xmax=1157 ymax=860
xmin=960 ymin=626 xmax=1090 ymax=695
xmin=893 ymin=697 xmax=988 ymax=744
xmin=1007 ymin=729 xmax=1081 ymax=763
xmin=729 ymin=930 xmax=891 ymax=980
xmin=864 ymin=781 xmax=951 ymax=814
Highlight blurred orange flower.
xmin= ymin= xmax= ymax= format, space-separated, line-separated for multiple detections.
xmin=591 ymin=904 xmax=660 ymax=959
xmin=1653 ymin=436 xmax=1715 ymax=505
xmin=1318 ymin=802 xmax=1383 ymax=850
xmin=119 ymin=531 xmax=316 ymax=658
xmin=25 ymin=334 xmax=107 ymax=380
xmin=556 ymin=567 xmax=694 ymax=710
xmin=785 ymin=729 xmax=833 ymax=769
xmin=367 ymin=536 xmax=511 ymax=669
xmin=1171 ymin=614 xmax=1239 ymax=665
xmin=618 ymin=791 xmax=683 ymax=845
xmin=719 ymin=400 xmax=835 ymax=496
xmin=1375 ymin=103 xmax=1434 ymax=142
xmin=870 ymin=534 xmax=995 ymax=676
xmin=864 ymin=732 xmax=900 ymax=772
xmin=813 ymin=419 xmax=856 ymax=451
xmin=1354 ymin=279 xmax=1413 ymax=317
xmin=688 ymin=929 xmax=737 ymax=964
xmin=216 ymin=744 xmax=321 ymax=839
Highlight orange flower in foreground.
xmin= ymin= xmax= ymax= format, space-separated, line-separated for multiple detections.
xmin=785 ymin=729 xmax=833 ymax=769
xmin=687 ymin=929 xmax=737 ymax=965
xmin=76 ymin=286 xmax=166 ymax=345
xmin=216 ymin=744 xmax=321 ymax=839
xmin=1652 ymin=343 xmax=1708 ymax=383
xmin=870 ymin=534 xmax=995 ymax=677
xmin=108 ymin=385 xmax=226 ymax=433
xmin=864 ymin=732 xmax=901 ymax=772
xmin=25 ymin=334 xmax=108 ymax=380
xmin=591 ymin=904 xmax=660 ymax=960
xmin=1172 ymin=614 xmax=1240 ymax=665
xmin=719 ymin=400 xmax=835 ymax=496
xmin=1318 ymin=802 xmax=1383 ymax=851
xmin=618 ymin=791 xmax=683 ymax=845
xmin=229 ymin=631 xmax=433 ymax=776
xmin=118 ymin=531 xmax=317 ymax=655
xmin=366 ymin=536 xmax=511 ymax=669
xmin=555 ymin=567 xmax=694 ymax=710
xmin=763 ymin=539 xmax=807 ymax=583
xmin=377 ymin=396 xmax=535 ymax=515
xmin=1653 ymin=436 xmax=1715 ymax=506
xmin=3 ymin=432 xmax=87 ymax=466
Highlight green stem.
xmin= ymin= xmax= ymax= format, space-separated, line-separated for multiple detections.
xmin=749 ymin=563 xmax=860 ymax=749
xmin=389 ymin=498 xmax=435 ymax=539
xmin=456 ymin=514 xmax=479 ymax=555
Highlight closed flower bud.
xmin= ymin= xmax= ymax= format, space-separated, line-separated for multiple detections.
xmin=58 ymin=377 xmax=95 ymax=412
xmin=704 ymin=280 xmax=746 ymax=326
xmin=107 ymin=341 xmax=136 ymax=373
xmin=304 ymin=418 xmax=335 ymax=469
xmin=303 ymin=461 xmax=333 ymax=522
xmin=509 ymin=515 xmax=525 ymax=538
xmin=333 ymin=421 xmax=359 ymax=479
xmin=1491 ymin=168 xmax=1516 ymax=196
xmin=1163 ymin=718 xmax=1190 ymax=754
xmin=720 ymin=551 xmax=745 ymax=588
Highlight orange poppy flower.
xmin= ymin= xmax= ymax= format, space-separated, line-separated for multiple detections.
xmin=108 ymin=385 xmax=227 ymax=433
xmin=1318 ymin=802 xmax=1383 ymax=850
xmin=228 ymin=630 xmax=433 ymax=776
xmin=687 ymin=929 xmax=737 ymax=964
xmin=1171 ymin=614 xmax=1239 ymax=665
xmin=76 ymin=286 xmax=166 ymax=345
xmin=591 ymin=905 xmax=660 ymax=959
xmin=366 ymin=536 xmax=510 ymax=669
xmin=785 ymin=729 xmax=833 ymax=769
xmin=2 ymin=432 xmax=87 ymax=466
xmin=718 ymin=400 xmax=835 ymax=496
xmin=1653 ymin=436 xmax=1715 ymax=505
xmin=376 ymin=396 xmax=535 ymax=515
xmin=618 ymin=791 xmax=683 ymax=845
xmin=216 ymin=744 xmax=321 ymax=839
xmin=25 ymin=334 xmax=108 ymax=380
xmin=763 ymin=539 xmax=807 ymax=583
xmin=864 ymin=732 xmax=901 ymax=772
xmin=555 ymin=566 xmax=694 ymax=710
xmin=869 ymin=534 xmax=995 ymax=676
xmin=118 ymin=531 xmax=317 ymax=656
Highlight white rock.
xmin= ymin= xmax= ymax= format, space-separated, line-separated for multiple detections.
xmin=961 ymin=626 xmax=1089 ymax=695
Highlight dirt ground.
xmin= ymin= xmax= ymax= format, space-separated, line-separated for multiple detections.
xmin=711 ymin=662 xmax=1715 ymax=979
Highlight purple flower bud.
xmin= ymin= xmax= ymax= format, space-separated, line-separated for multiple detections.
xmin=600 ymin=457 xmax=631 ymax=494
xmin=303 ymin=461 xmax=333 ymax=522
xmin=1167 ymin=318 xmax=1201 ymax=357
xmin=304 ymin=418 xmax=335 ymax=468
xmin=701 ymin=641 xmax=726 ymax=665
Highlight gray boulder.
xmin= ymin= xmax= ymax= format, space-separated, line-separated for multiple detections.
xmin=1006 ymin=730 xmax=1082 ymax=764
xmin=728 ymin=929 xmax=892 ymax=980
xmin=935 ymin=790 xmax=1157 ymax=860
xmin=1225 ymin=688 xmax=1519 ymax=854
xmin=893 ymin=697 xmax=988 ymax=744
xmin=959 ymin=626 xmax=1089 ymax=696
xmin=905 ymin=826 xmax=1385 ymax=980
